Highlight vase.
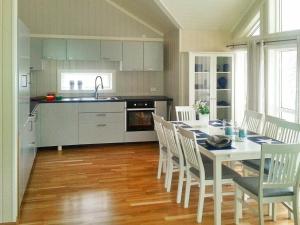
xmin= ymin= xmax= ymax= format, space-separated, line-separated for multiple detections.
xmin=198 ymin=114 xmax=209 ymax=127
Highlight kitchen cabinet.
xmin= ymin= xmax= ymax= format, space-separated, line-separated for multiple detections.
xmin=30 ymin=38 xmax=43 ymax=70
xmin=122 ymin=41 xmax=143 ymax=71
xmin=144 ymin=42 xmax=163 ymax=71
xmin=40 ymin=103 xmax=78 ymax=147
xmin=43 ymin=39 xmax=67 ymax=60
xmin=78 ymin=102 xmax=125 ymax=144
xmin=101 ymin=40 xmax=122 ymax=61
xmin=18 ymin=115 xmax=37 ymax=205
xmin=184 ymin=52 xmax=234 ymax=121
xmin=155 ymin=101 xmax=167 ymax=119
xmin=67 ymin=39 xmax=101 ymax=61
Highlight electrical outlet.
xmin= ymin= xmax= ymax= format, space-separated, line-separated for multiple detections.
xmin=150 ymin=87 xmax=157 ymax=92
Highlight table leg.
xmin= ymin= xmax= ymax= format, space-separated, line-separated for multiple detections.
xmin=214 ymin=158 xmax=222 ymax=225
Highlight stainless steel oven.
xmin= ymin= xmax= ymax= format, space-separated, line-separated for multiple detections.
xmin=126 ymin=100 xmax=155 ymax=131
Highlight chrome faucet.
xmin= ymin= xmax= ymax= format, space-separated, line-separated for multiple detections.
xmin=94 ymin=75 xmax=104 ymax=99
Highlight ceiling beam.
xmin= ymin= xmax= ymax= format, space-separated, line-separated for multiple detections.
xmin=105 ymin=0 xmax=164 ymax=37
xmin=153 ymin=0 xmax=182 ymax=30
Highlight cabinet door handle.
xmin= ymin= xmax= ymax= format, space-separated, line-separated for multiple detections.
xmin=97 ymin=124 xmax=106 ymax=127
xmin=96 ymin=113 xmax=106 ymax=117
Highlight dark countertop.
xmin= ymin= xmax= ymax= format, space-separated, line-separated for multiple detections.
xmin=30 ymin=96 xmax=173 ymax=113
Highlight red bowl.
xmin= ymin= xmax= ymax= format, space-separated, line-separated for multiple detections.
xmin=46 ymin=95 xmax=55 ymax=101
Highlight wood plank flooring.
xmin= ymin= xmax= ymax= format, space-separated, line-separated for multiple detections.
xmin=19 ymin=143 xmax=294 ymax=225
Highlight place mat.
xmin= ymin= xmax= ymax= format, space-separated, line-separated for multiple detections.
xmin=171 ymin=121 xmax=192 ymax=128
xmin=247 ymin=136 xmax=283 ymax=145
xmin=197 ymin=140 xmax=235 ymax=151
xmin=209 ymin=120 xmax=231 ymax=127
xmin=190 ymin=130 xmax=210 ymax=139
xmin=244 ymin=130 xmax=259 ymax=136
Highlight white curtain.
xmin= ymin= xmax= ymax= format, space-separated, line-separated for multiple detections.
xmin=247 ymin=40 xmax=265 ymax=113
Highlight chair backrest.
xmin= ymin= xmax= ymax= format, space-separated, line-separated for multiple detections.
xmin=276 ymin=120 xmax=300 ymax=144
xmin=178 ymin=127 xmax=205 ymax=180
xmin=241 ymin=110 xmax=263 ymax=133
xmin=260 ymin=144 xmax=300 ymax=191
xmin=152 ymin=113 xmax=167 ymax=148
xmin=161 ymin=120 xmax=184 ymax=163
xmin=261 ymin=115 xmax=283 ymax=139
xmin=175 ymin=106 xmax=196 ymax=121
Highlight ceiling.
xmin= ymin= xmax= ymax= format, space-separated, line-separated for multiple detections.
xmin=111 ymin=0 xmax=256 ymax=33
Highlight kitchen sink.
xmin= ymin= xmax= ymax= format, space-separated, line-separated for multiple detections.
xmin=96 ymin=96 xmax=119 ymax=100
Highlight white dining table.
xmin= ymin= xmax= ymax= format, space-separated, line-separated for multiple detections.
xmin=182 ymin=120 xmax=262 ymax=225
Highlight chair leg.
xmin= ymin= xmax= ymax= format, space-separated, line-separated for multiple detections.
xmin=176 ymin=166 xmax=184 ymax=204
xmin=162 ymin=157 xmax=167 ymax=173
xmin=293 ymin=193 xmax=299 ymax=225
xmin=167 ymin=162 xmax=173 ymax=192
xmin=164 ymin=156 xmax=170 ymax=188
xmin=272 ymin=203 xmax=277 ymax=221
xmin=258 ymin=200 xmax=265 ymax=225
xmin=197 ymin=181 xmax=206 ymax=223
xmin=184 ymin=171 xmax=191 ymax=208
xmin=157 ymin=151 xmax=163 ymax=179
xmin=235 ymin=187 xmax=243 ymax=224
xmin=268 ymin=203 xmax=272 ymax=217
xmin=288 ymin=201 xmax=293 ymax=220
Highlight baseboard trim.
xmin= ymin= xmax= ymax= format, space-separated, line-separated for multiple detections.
xmin=0 ymin=222 xmax=17 ymax=225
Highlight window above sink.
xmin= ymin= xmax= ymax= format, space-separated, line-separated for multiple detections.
xmin=57 ymin=70 xmax=115 ymax=94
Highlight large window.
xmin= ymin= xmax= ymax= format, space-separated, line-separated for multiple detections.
xmin=234 ymin=50 xmax=248 ymax=125
xmin=269 ymin=0 xmax=300 ymax=32
xmin=267 ymin=46 xmax=297 ymax=122
xmin=58 ymin=70 xmax=115 ymax=94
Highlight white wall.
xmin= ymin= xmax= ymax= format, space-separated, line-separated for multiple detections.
xmin=180 ymin=30 xmax=231 ymax=52
xmin=0 ymin=0 xmax=18 ymax=223
xmin=164 ymin=29 xmax=180 ymax=119
xmin=18 ymin=0 xmax=162 ymax=38
xmin=19 ymin=0 xmax=165 ymax=98
xmin=31 ymin=60 xmax=164 ymax=97
xmin=178 ymin=29 xmax=232 ymax=106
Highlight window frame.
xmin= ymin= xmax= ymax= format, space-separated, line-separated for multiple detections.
xmin=269 ymin=0 xmax=300 ymax=33
xmin=266 ymin=44 xmax=298 ymax=122
xmin=57 ymin=69 xmax=116 ymax=94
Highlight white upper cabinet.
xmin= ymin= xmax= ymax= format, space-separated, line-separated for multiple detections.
xmin=43 ymin=39 xmax=66 ymax=60
xmin=101 ymin=40 xmax=122 ymax=61
xmin=30 ymin=38 xmax=43 ymax=70
xmin=143 ymin=42 xmax=163 ymax=71
xmin=122 ymin=41 xmax=143 ymax=71
xmin=67 ymin=39 xmax=100 ymax=61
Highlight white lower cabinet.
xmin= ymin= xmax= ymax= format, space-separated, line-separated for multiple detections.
xmin=40 ymin=103 xmax=79 ymax=147
xmin=79 ymin=115 xmax=125 ymax=144
xmin=78 ymin=102 xmax=125 ymax=144
xmin=39 ymin=102 xmax=125 ymax=147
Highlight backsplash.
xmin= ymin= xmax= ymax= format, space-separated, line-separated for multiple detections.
xmin=30 ymin=60 xmax=164 ymax=97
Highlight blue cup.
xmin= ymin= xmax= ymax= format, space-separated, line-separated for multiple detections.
xmin=225 ymin=127 xmax=233 ymax=136
xmin=239 ymin=129 xmax=247 ymax=138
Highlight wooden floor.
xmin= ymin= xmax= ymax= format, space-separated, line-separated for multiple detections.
xmin=19 ymin=143 xmax=294 ymax=225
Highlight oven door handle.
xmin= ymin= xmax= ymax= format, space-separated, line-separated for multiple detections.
xmin=126 ymin=108 xmax=155 ymax=111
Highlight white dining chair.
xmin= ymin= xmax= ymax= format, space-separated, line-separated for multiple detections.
xmin=243 ymin=116 xmax=300 ymax=174
xmin=178 ymin=127 xmax=240 ymax=223
xmin=242 ymin=115 xmax=283 ymax=174
xmin=152 ymin=113 xmax=168 ymax=182
xmin=242 ymin=116 xmax=300 ymax=219
xmin=161 ymin=120 xmax=186 ymax=204
xmin=175 ymin=106 xmax=196 ymax=121
xmin=234 ymin=143 xmax=300 ymax=225
xmin=241 ymin=110 xmax=263 ymax=133
xmin=277 ymin=119 xmax=300 ymax=144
